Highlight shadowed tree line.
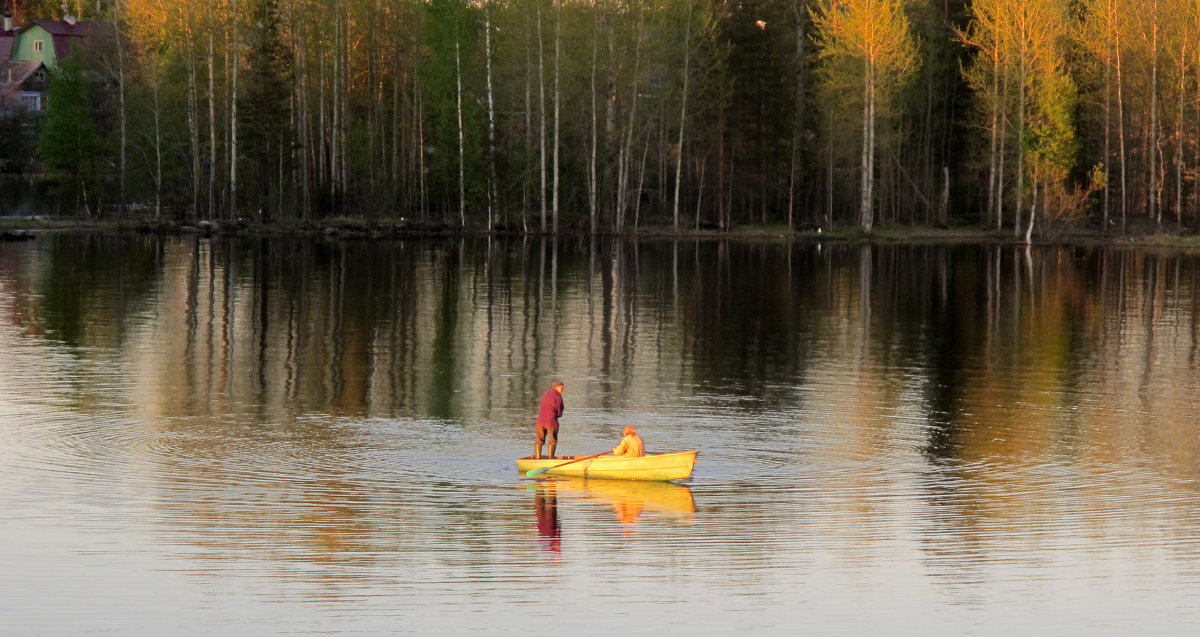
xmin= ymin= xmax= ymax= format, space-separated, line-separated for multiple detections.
xmin=8 ymin=0 xmax=1200 ymax=239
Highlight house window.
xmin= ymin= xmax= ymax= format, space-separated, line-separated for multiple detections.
xmin=34 ymin=40 xmax=44 ymax=53
xmin=21 ymin=94 xmax=40 ymax=111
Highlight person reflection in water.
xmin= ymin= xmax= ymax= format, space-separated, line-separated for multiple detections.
xmin=534 ymin=380 xmax=565 ymax=459
xmin=611 ymin=425 xmax=645 ymax=457
xmin=612 ymin=498 xmax=645 ymax=532
xmin=534 ymin=482 xmax=561 ymax=559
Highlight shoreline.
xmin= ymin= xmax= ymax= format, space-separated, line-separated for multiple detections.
xmin=4 ymin=215 xmax=1200 ymax=249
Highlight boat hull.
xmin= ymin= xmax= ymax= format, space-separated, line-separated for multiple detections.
xmin=516 ymin=451 xmax=698 ymax=481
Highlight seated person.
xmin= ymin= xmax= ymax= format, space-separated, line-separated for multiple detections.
xmin=611 ymin=425 xmax=645 ymax=457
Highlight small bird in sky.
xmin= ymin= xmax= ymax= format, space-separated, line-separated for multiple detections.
xmin=755 ymin=20 xmax=767 ymax=29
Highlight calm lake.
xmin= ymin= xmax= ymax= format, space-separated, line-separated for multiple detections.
xmin=2 ymin=234 xmax=1199 ymax=635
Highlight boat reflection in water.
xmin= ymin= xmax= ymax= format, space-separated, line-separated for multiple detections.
xmin=529 ymin=477 xmax=696 ymax=542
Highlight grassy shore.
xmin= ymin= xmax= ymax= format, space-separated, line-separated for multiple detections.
xmin=5 ymin=214 xmax=1200 ymax=248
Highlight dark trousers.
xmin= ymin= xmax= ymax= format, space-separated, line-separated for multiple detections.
xmin=535 ymin=425 xmax=558 ymax=457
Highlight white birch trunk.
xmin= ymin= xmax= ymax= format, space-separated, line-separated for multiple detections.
xmin=332 ymin=15 xmax=341 ymax=200
xmin=1103 ymin=36 xmax=1111 ymax=229
xmin=230 ymin=0 xmax=238 ymax=220
xmin=1015 ymin=47 xmax=1026 ymax=240
xmin=1116 ymin=30 xmax=1127 ymax=232
xmin=987 ymin=47 xmax=999 ymax=229
xmin=340 ymin=22 xmax=349 ymax=197
xmin=537 ymin=2 xmax=547 ymax=231
xmin=787 ymin=1 xmax=807 ymax=230
xmin=1023 ymin=172 xmax=1036 ymax=244
xmin=634 ymin=137 xmax=649 ymax=229
xmin=295 ymin=24 xmax=308 ymax=220
xmin=208 ymin=33 xmax=217 ymax=218
xmin=1150 ymin=17 xmax=1159 ymax=227
xmin=318 ymin=48 xmax=326 ymax=187
xmin=1177 ymin=51 xmax=1185 ymax=225
xmin=588 ymin=3 xmax=599 ymax=234
xmin=153 ymin=71 xmax=163 ymax=219
xmin=187 ymin=7 xmax=200 ymax=218
xmin=997 ymin=69 xmax=1007 ymax=232
xmin=392 ymin=44 xmax=400 ymax=212
xmin=859 ymin=58 xmax=873 ymax=234
xmin=617 ymin=26 xmax=642 ymax=232
xmin=485 ymin=2 xmax=498 ymax=229
xmin=672 ymin=2 xmax=692 ymax=231
xmin=115 ymin=20 xmax=127 ymax=216
xmin=456 ymin=39 xmax=466 ymax=227
xmin=552 ymin=0 xmax=561 ymax=234
xmin=524 ymin=7 xmax=533 ymax=230
xmin=417 ymin=76 xmax=427 ymax=220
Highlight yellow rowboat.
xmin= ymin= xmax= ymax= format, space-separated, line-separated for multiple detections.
xmin=516 ymin=451 xmax=698 ymax=481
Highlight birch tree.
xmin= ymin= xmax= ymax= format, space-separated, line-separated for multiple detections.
xmin=960 ymin=0 xmax=1009 ymax=229
xmin=812 ymin=0 xmax=917 ymax=234
xmin=1079 ymin=0 xmax=1123 ymax=231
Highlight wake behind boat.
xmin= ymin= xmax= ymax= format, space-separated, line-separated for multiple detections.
xmin=516 ymin=450 xmax=698 ymax=481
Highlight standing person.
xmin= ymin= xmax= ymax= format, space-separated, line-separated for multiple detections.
xmin=534 ymin=380 xmax=565 ymax=459
xmin=611 ymin=425 xmax=645 ymax=457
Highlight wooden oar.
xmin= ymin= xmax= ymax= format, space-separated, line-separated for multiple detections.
xmin=525 ymin=452 xmax=609 ymax=478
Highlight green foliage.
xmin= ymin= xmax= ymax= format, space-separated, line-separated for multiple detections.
xmin=13 ymin=0 xmax=1196 ymax=235
xmin=12 ymin=1 xmax=62 ymax=24
xmin=37 ymin=52 xmax=107 ymax=216
xmin=717 ymin=0 xmax=799 ymax=218
xmin=813 ymin=0 xmax=919 ymax=229
xmin=126 ymin=55 xmax=192 ymax=214
xmin=0 ymin=112 xmax=37 ymax=173
xmin=242 ymin=0 xmax=293 ymax=218
xmin=1028 ymin=70 xmax=1077 ymax=173
xmin=419 ymin=0 xmax=486 ymax=216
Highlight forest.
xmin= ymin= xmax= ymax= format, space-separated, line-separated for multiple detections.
xmin=5 ymin=0 xmax=1200 ymax=238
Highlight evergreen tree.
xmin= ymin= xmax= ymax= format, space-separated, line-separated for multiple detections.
xmin=241 ymin=0 xmax=292 ymax=220
xmin=420 ymin=0 xmax=485 ymax=224
xmin=37 ymin=51 xmax=106 ymax=216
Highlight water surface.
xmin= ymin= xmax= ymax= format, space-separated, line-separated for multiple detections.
xmin=1 ymin=235 xmax=1198 ymax=635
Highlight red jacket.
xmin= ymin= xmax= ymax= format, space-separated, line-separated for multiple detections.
xmin=536 ymin=388 xmax=565 ymax=430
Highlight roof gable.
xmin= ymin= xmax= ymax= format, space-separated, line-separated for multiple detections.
xmin=0 ymin=32 xmax=15 ymax=60
xmin=19 ymin=20 xmax=99 ymax=64
xmin=2 ymin=60 xmax=44 ymax=85
xmin=32 ymin=20 xmax=98 ymax=37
